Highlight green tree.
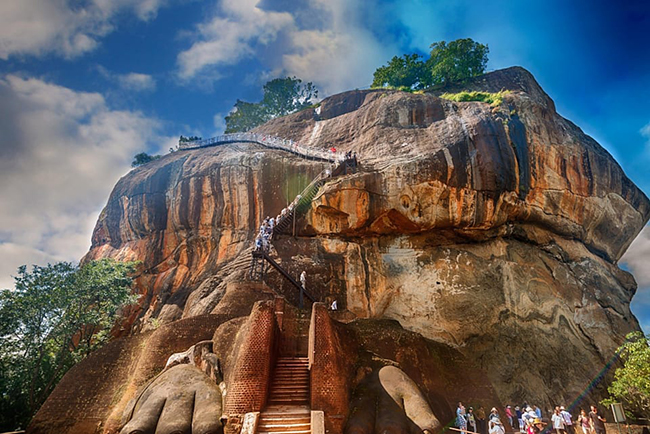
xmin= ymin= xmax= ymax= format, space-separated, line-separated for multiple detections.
xmin=225 ymin=77 xmax=318 ymax=133
xmin=261 ymin=77 xmax=318 ymax=116
xmin=371 ymin=53 xmax=428 ymax=90
xmin=178 ymin=135 xmax=202 ymax=144
xmin=0 ymin=259 xmax=138 ymax=431
xmin=427 ymin=38 xmax=489 ymax=86
xmin=131 ymin=152 xmax=160 ymax=167
xmin=602 ymin=331 xmax=650 ymax=419
xmin=224 ymin=100 xmax=270 ymax=133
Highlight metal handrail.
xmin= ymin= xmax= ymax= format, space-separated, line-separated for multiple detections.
xmin=178 ymin=132 xmax=338 ymax=163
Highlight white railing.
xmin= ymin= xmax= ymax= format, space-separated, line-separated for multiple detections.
xmin=178 ymin=132 xmax=337 ymax=162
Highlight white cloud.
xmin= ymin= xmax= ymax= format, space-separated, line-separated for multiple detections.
xmin=97 ymin=66 xmax=157 ymax=92
xmin=117 ymin=72 xmax=157 ymax=92
xmin=0 ymin=74 xmax=166 ymax=288
xmin=176 ymin=0 xmax=396 ymax=95
xmin=177 ymin=0 xmax=294 ymax=79
xmin=622 ymin=224 xmax=650 ymax=288
xmin=0 ymin=0 xmax=168 ymax=59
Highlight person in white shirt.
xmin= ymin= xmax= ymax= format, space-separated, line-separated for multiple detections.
xmin=552 ymin=407 xmax=566 ymax=434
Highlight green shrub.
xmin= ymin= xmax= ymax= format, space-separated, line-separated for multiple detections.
xmin=439 ymin=90 xmax=510 ymax=106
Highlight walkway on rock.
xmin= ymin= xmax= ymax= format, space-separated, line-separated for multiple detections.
xmin=179 ymin=132 xmax=337 ymax=163
xmin=248 ymin=140 xmax=358 ymax=307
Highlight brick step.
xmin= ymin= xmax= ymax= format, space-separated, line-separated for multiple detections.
xmin=271 ymin=383 xmax=309 ymax=388
xmin=257 ymin=430 xmax=311 ymax=434
xmin=275 ymin=364 xmax=308 ymax=367
xmin=274 ymin=369 xmax=308 ymax=372
xmin=269 ymin=392 xmax=309 ymax=398
xmin=274 ymin=363 xmax=309 ymax=367
xmin=257 ymin=421 xmax=311 ymax=427
xmin=268 ymin=399 xmax=310 ymax=404
xmin=269 ymin=391 xmax=309 ymax=396
xmin=273 ymin=372 xmax=308 ymax=376
xmin=270 ymin=384 xmax=309 ymax=389
xmin=268 ymin=397 xmax=310 ymax=402
xmin=275 ymin=358 xmax=308 ymax=362
xmin=273 ymin=374 xmax=309 ymax=378
xmin=257 ymin=423 xmax=311 ymax=432
xmin=270 ymin=381 xmax=309 ymax=392
xmin=261 ymin=409 xmax=310 ymax=417
xmin=274 ymin=368 xmax=308 ymax=372
xmin=259 ymin=415 xmax=310 ymax=421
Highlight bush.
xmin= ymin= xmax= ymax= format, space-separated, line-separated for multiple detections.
xmin=439 ymin=90 xmax=509 ymax=106
xmin=131 ymin=152 xmax=161 ymax=167
xmin=371 ymin=38 xmax=489 ymax=90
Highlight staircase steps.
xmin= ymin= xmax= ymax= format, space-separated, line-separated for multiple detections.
xmin=257 ymin=356 xmax=311 ymax=433
xmin=256 ymin=409 xmax=311 ymax=434
xmin=267 ymin=356 xmax=309 ymax=406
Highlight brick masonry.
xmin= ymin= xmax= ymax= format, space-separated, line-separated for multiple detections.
xmin=309 ymin=303 xmax=357 ymax=434
xmin=224 ymin=301 xmax=279 ymax=415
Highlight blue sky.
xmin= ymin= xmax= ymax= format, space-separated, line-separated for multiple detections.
xmin=0 ymin=0 xmax=648 ymax=330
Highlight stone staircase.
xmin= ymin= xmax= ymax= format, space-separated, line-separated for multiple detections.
xmin=257 ymin=356 xmax=311 ymax=434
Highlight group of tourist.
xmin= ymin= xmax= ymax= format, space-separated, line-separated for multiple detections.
xmin=252 ymin=150 xmax=350 ymax=254
xmin=549 ymin=406 xmax=607 ymax=434
xmin=456 ymin=403 xmax=607 ymax=434
xmin=457 ymin=403 xmax=510 ymax=434
xmin=253 ymin=197 xmax=301 ymax=253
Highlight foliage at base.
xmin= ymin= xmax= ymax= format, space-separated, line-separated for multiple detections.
xmin=601 ymin=331 xmax=650 ymax=420
xmin=0 ymin=259 xmax=138 ymax=431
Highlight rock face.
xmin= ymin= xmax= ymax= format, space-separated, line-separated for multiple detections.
xmin=80 ymin=67 xmax=648 ymax=416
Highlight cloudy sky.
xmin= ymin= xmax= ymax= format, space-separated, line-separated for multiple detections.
xmin=0 ymin=0 xmax=648 ymax=330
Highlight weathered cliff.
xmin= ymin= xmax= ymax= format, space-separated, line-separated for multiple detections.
xmin=82 ymin=66 xmax=650 ymax=411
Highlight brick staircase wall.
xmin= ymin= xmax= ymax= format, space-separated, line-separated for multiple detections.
xmin=308 ymin=303 xmax=358 ymax=434
xmin=224 ymin=301 xmax=280 ymax=415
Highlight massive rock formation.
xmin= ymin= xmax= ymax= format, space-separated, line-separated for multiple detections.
xmin=36 ymin=67 xmax=649 ymax=433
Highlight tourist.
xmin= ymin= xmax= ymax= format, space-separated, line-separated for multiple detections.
xmin=300 ymin=271 xmax=307 ymax=289
xmin=505 ymin=405 xmax=514 ymax=428
xmin=589 ymin=406 xmax=606 ymax=434
xmin=534 ymin=405 xmax=542 ymax=419
xmin=577 ymin=409 xmax=591 ymax=434
xmin=552 ymin=407 xmax=566 ymax=434
xmin=468 ymin=407 xmax=477 ymax=434
xmin=561 ymin=406 xmax=574 ymax=434
xmin=531 ymin=419 xmax=546 ymax=434
xmin=457 ymin=402 xmax=467 ymax=434
xmin=515 ymin=406 xmax=523 ymax=432
xmin=489 ymin=414 xmax=505 ymax=434
xmin=489 ymin=408 xmax=500 ymax=422
xmin=477 ymin=406 xmax=487 ymax=434
xmin=522 ymin=407 xmax=535 ymax=427
xmin=331 ymin=299 xmax=338 ymax=311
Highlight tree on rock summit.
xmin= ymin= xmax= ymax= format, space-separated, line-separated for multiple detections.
xmin=372 ymin=38 xmax=489 ymax=90
xmin=225 ymin=76 xmax=318 ymax=133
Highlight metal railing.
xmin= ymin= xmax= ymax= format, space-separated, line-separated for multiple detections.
xmin=178 ymin=132 xmax=337 ymax=163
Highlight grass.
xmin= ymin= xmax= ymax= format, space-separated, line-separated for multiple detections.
xmin=439 ymin=90 xmax=510 ymax=106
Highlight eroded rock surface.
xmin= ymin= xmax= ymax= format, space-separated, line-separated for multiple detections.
xmin=74 ymin=67 xmax=649 ymax=420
